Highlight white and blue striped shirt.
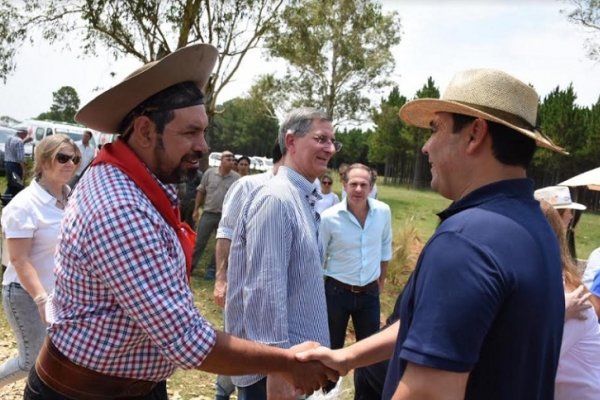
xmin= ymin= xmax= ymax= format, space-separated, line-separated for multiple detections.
xmin=225 ymin=166 xmax=330 ymax=387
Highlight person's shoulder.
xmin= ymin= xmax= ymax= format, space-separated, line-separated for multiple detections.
xmin=369 ymin=198 xmax=391 ymax=212
xmin=321 ymin=201 xmax=344 ymax=218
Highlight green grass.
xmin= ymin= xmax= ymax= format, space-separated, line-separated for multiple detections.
xmin=2 ymin=177 xmax=600 ymax=399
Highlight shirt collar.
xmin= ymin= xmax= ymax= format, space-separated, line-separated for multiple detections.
xmin=278 ymin=166 xmax=320 ymax=197
xmin=340 ymin=196 xmax=373 ymax=215
xmin=31 ymin=179 xmax=59 ymax=205
xmin=437 ymin=178 xmax=534 ymax=221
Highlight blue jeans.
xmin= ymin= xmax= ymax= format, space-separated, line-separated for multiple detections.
xmin=215 ymin=374 xmax=235 ymax=400
xmin=325 ymin=279 xmax=380 ymax=350
xmin=0 ymin=283 xmax=46 ymax=387
xmin=236 ymin=378 xmax=266 ymax=400
xmin=24 ymin=366 xmax=169 ymax=399
xmin=191 ymin=211 xmax=221 ymax=273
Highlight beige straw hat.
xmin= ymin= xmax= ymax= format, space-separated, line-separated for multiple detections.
xmin=76 ymin=44 xmax=218 ymax=133
xmin=399 ymin=68 xmax=566 ymax=154
xmin=534 ymin=186 xmax=586 ymax=210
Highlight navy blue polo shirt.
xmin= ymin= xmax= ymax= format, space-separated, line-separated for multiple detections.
xmin=382 ymin=179 xmax=564 ymax=400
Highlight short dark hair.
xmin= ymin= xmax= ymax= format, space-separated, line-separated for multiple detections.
xmin=343 ymin=163 xmax=375 ymax=185
xmin=451 ymin=113 xmax=536 ymax=168
xmin=237 ymin=155 xmax=251 ymax=165
xmin=119 ymin=81 xmax=204 ymax=140
xmin=271 ymin=138 xmax=283 ymax=163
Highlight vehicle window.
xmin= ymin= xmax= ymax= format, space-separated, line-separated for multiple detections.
xmin=47 ymin=128 xmax=53 ymax=136
xmin=36 ymin=127 xmax=45 ymax=141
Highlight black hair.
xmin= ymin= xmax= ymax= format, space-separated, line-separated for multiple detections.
xmin=237 ymin=156 xmax=251 ymax=165
xmin=451 ymin=113 xmax=536 ymax=168
xmin=271 ymin=138 xmax=283 ymax=163
xmin=118 ymin=81 xmax=204 ymax=140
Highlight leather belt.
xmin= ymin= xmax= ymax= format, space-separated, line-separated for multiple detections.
xmin=36 ymin=338 xmax=157 ymax=400
xmin=325 ymin=276 xmax=379 ymax=293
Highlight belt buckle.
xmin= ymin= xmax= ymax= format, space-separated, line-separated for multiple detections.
xmin=350 ymin=285 xmax=361 ymax=294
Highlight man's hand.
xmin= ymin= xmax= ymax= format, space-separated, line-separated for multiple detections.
xmin=267 ymin=373 xmax=298 ymax=400
xmin=192 ymin=208 xmax=200 ymax=223
xmin=213 ymin=279 xmax=227 ymax=308
xmin=271 ymin=342 xmax=339 ymax=397
xmin=295 ymin=344 xmax=351 ymax=377
xmin=565 ymin=285 xmax=592 ymax=321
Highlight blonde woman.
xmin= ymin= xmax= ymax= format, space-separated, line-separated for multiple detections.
xmin=0 ymin=134 xmax=79 ymax=387
xmin=539 ymin=200 xmax=600 ymax=400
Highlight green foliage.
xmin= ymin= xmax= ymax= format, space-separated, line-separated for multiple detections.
xmin=564 ymin=0 xmax=600 ymax=60
xmin=334 ymin=127 xmax=371 ymax=167
xmin=210 ymin=96 xmax=279 ymax=156
xmin=0 ymin=0 xmax=26 ymax=83
xmin=264 ymin=0 xmax=401 ymax=123
xmin=37 ymin=86 xmax=80 ymax=123
xmin=0 ymin=0 xmax=286 ymax=116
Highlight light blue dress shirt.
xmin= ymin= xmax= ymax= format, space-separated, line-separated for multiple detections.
xmin=320 ymin=197 xmax=392 ymax=286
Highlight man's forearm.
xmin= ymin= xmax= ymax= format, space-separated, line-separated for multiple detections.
xmin=194 ymin=191 xmax=205 ymax=211
xmin=345 ymin=320 xmax=399 ymax=370
xmin=215 ymin=238 xmax=231 ymax=282
xmin=379 ymin=261 xmax=388 ymax=285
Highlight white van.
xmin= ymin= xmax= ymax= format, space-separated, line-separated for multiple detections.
xmin=14 ymin=119 xmax=93 ymax=145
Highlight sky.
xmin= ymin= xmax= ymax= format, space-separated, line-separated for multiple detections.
xmin=0 ymin=0 xmax=598 ymax=123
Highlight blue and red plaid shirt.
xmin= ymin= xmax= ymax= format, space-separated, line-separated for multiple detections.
xmin=49 ymin=163 xmax=216 ymax=381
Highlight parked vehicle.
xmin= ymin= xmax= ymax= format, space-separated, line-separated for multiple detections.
xmin=0 ymin=126 xmax=34 ymax=175
xmin=208 ymin=152 xmax=222 ymax=167
xmin=13 ymin=119 xmax=93 ymax=146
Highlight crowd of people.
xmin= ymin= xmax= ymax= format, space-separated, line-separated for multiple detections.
xmin=0 ymin=43 xmax=599 ymax=400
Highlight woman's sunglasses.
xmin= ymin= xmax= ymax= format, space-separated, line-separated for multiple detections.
xmin=56 ymin=153 xmax=81 ymax=164
xmin=322 ymin=181 xmax=333 ymax=186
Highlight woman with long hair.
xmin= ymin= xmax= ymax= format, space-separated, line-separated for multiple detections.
xmin=0 ymin=134 xmax=80 ymax=387
xmin=540 ymin=200 xmax=600 ymax=400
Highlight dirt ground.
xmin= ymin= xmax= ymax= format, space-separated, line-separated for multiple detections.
xmin=0 ymin=334 xmax=25 ymax=399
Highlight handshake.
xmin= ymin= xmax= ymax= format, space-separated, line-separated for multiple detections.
xmin=268 ymin=341 xmax=351 ymax=399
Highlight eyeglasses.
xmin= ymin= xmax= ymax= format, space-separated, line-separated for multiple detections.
xmin=313 ymin=135 xmax=342 ymax=152
xmin=56 ymin=153 xmax=81 ymax=164
xmin=322 ymin=181 xmax=332 ymax=186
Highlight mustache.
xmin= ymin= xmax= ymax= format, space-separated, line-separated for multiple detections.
xmin=182 ymin=151 xmax=204 ymax=162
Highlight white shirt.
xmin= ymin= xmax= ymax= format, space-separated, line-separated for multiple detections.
xmin=555 ymin=306 xmax=600 ymax=400
xmin=583 ymin=247 xmax=600 ymax=295
xmin=1 ymin=180 xmax=64 ymax=292
xmin=76 ymin=141 xmax=96 ymax=176
xmin=315 ymin=192 xmax=340 ymax=214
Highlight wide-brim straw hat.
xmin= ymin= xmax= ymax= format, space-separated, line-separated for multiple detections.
xmin=75 ymin=44 xmax=218 ymax=133
xmin=534 ymin=185 xmax=586 ymax=210
xmin=399 ymin=68 xmax=566 ymax=154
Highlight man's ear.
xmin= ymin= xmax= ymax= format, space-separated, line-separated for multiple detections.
xmin=129 ymin=116 xmax=154 ymax=148
xmin=466 ymin=118 xmax=489 ymax=154
xmin=284 ymin=133 xmax=294 ymax=154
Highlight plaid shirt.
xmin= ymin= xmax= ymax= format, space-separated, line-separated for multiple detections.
xmin=4 ymin=134 xmax=24 ymax=163
xmin=49 ymin=163 xmax=216 ymax=381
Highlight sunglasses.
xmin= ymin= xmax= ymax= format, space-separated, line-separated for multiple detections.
xmin=322 ymin=181 xmax=333 ymax=185
xmin=56 ymin=153 xmax=81 ymax=164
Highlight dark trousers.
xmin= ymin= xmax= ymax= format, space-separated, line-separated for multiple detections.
xmin=353 ymin=359 xmax=389 ymax=400
xmin=325 ymin=279 xmax=381 ymax=350
xmin=236 ymin=377 xmax=266 ymax=400
xmin=4 ymin=161 xmax=23 ymax=198
xmin=24 ymin=367 xmax=168 ymax=400
xmin=191 ymin=211 xmax=221 ymax=273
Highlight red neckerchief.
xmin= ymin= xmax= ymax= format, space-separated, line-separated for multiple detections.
xmin=91 ymin=140 xmax=196 ymax=282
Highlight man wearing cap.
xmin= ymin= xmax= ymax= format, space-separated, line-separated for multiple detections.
xmin=24 ymin=45 xmax=337 ymax=400
xmin=3 ymin=128 xmax=29 ymax=201
xmin=297 ymin=69 xmax=566 ymax=399
xmin=226 ymin=107 xmax=339 ymax=399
